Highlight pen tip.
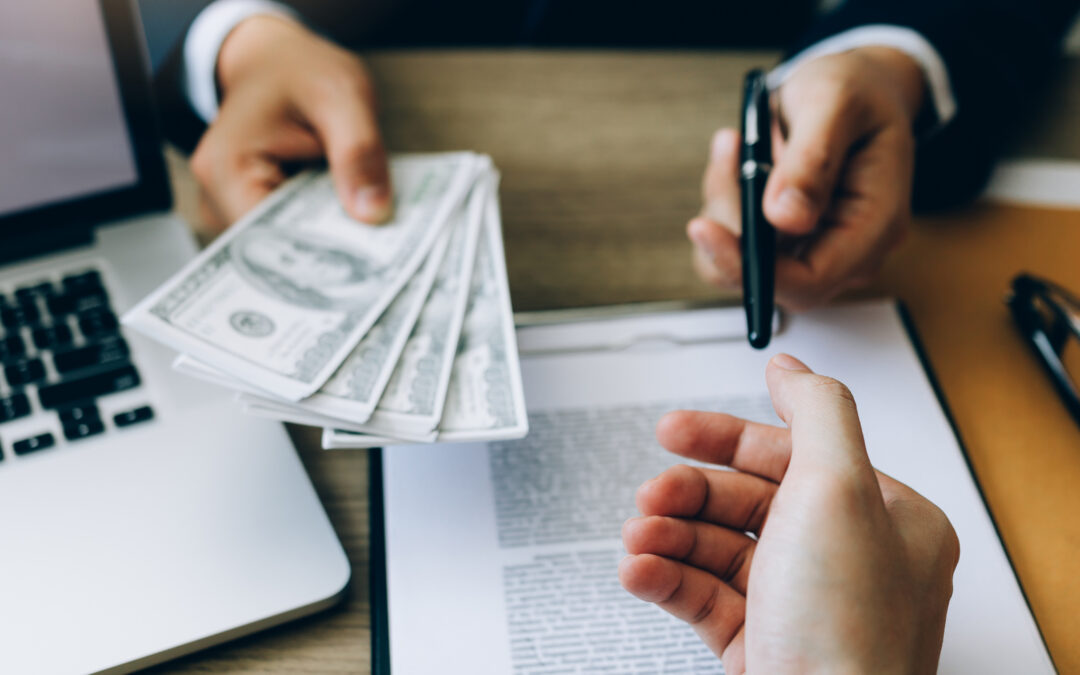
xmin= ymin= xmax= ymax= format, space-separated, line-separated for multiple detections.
xmin=748 ymin=331 xmax=770 ymax=350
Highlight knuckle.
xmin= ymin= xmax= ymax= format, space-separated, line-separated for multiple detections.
xmin=335 ymin=138 xmax=387 ymax=179
xmin=806 ymin=375 xmax=857 ymax=407
xmin=310 ymin=60 xmax=373 ymax=103
xmin=689 ymin=582 xmax=720 ymax=625
xmin=786 ymin=60 xmax=858 ymax=109
xmin=342 ymin=137 xmax=383 ymax=163
xmin=189 ymin=142 xmax=215 ymax=183
xmin=791 ymin=144 xmax=834 ymax=179
xmin=927 ymin=504 xmax=961 ymax=569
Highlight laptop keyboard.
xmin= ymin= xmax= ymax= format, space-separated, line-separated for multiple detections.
xmin=0 ymin=268 xmax=153 ymax=459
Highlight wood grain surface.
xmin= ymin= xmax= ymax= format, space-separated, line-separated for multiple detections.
xmin=153 ymin=51 xmax=1080 ymax=674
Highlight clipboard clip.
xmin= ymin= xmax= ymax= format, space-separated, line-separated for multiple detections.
xmin=514 ymin=301 xmax=785 ymax=357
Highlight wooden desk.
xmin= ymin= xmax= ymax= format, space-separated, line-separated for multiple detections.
xmin=155 ymin=52 xmax=1080 ymax=674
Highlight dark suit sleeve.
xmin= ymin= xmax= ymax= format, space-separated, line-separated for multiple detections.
xmin=136 ymin=0 xmax=403 ymax=152
xmin=790 ymin=0 xmax=1080 ymax=211
xmin=137 ymin=0 xmax=216 ymax=151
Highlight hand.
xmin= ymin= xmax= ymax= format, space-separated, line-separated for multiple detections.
xmin=190 ymin=15 xmax=391 ymax=232
xmin=689 ymin=48 xmax=926 ymax=310
xmin=619 ymin=354 xmax=959 ymax=674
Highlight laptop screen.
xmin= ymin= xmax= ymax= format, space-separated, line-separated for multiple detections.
xmin=0 ymin=1 xmax=139 ymax=217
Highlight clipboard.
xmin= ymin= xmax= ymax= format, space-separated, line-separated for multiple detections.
xmin=366 ymin=300 xmax=1055 ymax=674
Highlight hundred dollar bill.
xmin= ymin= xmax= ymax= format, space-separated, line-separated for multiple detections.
xmin=432 ymin=189 xmax=528 ymax=441
xmin=233 ymin=211 xmax=455 ymax=423
xmin=321 ymin=185 xmax=528 ymax=448
xmin=172 ymin=170 xmax=489 ymax=423
xmin=240 ymin=398 xmax=437 ymax=440
xmin=123 ymin=152 xmax=482 ymax=401
xmin=170 ymin=223 xmax=451 ymax=413
xmin=326 ymin=173 xmax=489 ymax=439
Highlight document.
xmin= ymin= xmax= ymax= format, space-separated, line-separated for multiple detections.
xmin=377 ymin=302 xmax=1054 ymax=674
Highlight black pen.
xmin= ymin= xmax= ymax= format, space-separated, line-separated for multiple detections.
xmin=740 ymin=69 xmax=776 ymax=350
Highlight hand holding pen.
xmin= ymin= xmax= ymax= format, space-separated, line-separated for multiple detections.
xmin=686 ymin=48 xmax=927 ymax=312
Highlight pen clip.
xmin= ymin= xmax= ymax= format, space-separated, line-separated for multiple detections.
xmin=741 ymin=69 xmax=771 ymax=156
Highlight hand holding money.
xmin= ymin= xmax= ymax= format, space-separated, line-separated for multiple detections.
xmin=124 ymin=153 xmax=528 ymax=447
xmin=192 ymin=14 xmax=392 ymax=229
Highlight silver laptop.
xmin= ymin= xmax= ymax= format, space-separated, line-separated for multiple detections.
xmin=0 ymin=2 xmax=350 ymax=673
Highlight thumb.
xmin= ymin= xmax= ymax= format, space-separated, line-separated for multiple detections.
xmin=764 ymin=353 xmax=876 ymax=481
xmin=300 ymin=88 xmax=393 ymax=224
xmin=763 ymin=96 xmax=866 ymax=235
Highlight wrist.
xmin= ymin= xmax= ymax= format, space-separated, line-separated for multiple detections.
xmin=216 ymin=14 xmax=305 ymax=94
xmin=851 ymin=46 xmax=927 ymax=125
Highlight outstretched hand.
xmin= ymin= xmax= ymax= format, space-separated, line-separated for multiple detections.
xmin=190 ymin=15 xmax=392 ymax=232
xmin=620 ymin=354 xmax=959 ymax=674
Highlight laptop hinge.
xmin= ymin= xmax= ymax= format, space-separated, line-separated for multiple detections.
xmin=1 ymin=223 xmax=94 ymax=266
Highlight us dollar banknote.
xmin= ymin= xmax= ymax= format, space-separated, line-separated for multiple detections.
xmin=240 ymin=223 xmax=452 ymax=423
xmin=171 ymin=223 xmax=452 ymax=416
xmin=330 ymin=174 xmax=489 ymax=439
xmin=236 ymin=175 xmax=489 ymax=425
xmin=321 ymin=184 xmax=528 ymax=448
xmin=123 ymin=153 xmax=483 ymax=400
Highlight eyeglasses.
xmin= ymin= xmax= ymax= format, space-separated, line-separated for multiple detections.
xmin=1007 ymin=273 xmax=1080 ymax=428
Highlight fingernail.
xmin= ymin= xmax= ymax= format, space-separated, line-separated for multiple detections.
xmin=687 ymin=219 xmax=715 ymax=259
xmin=775 ymin=187 xmax=815 ymax=222
xmin=354 ymin=185 xmax=391 ymax=222
xmin=772 ymin=353 xmax=809 ymax=372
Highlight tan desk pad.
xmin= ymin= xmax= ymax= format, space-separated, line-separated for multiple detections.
xmin=867 ymin=203 xmax=1080 ymax=673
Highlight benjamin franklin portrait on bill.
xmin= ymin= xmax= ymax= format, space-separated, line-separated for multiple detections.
xmin=230 ymin=229 xmax=382 ymax=310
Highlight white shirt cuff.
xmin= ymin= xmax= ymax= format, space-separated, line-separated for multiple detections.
xmin=767 ymin=25 xmax=957 ymax=130
xmin=182 ymin=0 xmax=297 ymax=123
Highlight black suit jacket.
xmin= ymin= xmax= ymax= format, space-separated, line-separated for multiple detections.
xmin=138 ymin=0 xmax=1080 ymax=210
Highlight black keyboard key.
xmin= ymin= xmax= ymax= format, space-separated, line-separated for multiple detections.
xmin=59 ymin=403 xmax=99 ymax=425
xmin=46 ymin=294 xmax=74 ymax=316
xmin=53 ymin=339 xmax=130 ymax=374
xmin=32 ymin=324 xmax=74 ymax=350
xmin=1 ymin=303 xmax=40 ymax=329
xmin=0 ymin=393 xmax=31 ymax=423
xmin=62 ymin=271 xmax=102 ymax=293
xmin=38 ymin=364 xmax=140 ymax=409
xmin=15 ymin=282 xmax=55 ymax=303
xmin=78 ymin=308 xmax=119 ymax=339
xmin=114 ymin=405 xmax=154 ymax=427
xmin=13 ymin=433 xmax=55 ymax=456
xmin=63 ymin=418 xmax=105 ymax=441
xmin=47 ymin=289 xmax=109 ymax=317
xmin=0 ymin=334 xmax=25 ymax=362
xmin=5 ymin=358 xmax=46 ymax=386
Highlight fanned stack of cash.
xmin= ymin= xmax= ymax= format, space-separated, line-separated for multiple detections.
xmin=123 ymin=153 xmax=528 ymax=448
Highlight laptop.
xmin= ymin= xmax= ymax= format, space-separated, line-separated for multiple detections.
xmin=0 ymin=1 xmax=350 ymax=673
